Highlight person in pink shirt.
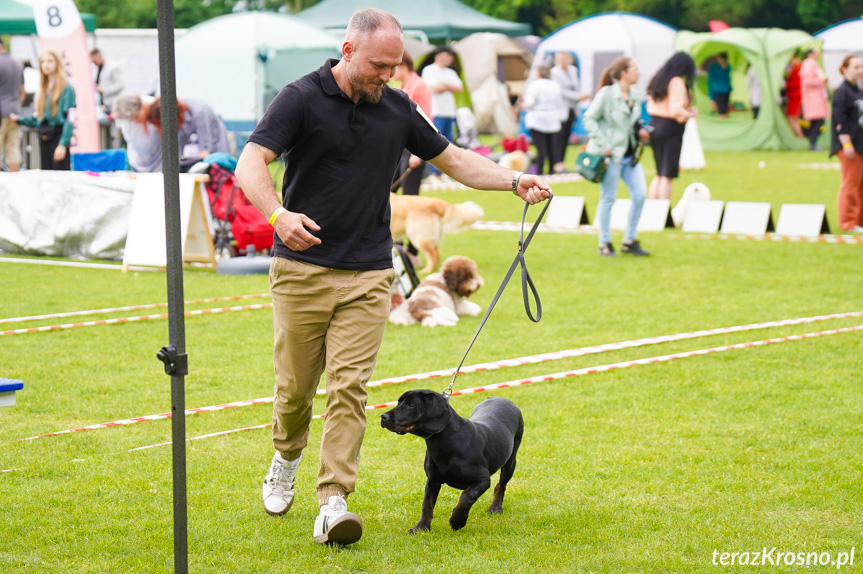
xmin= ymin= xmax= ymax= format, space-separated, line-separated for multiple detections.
xmin=391 ymin=52 xmax=433 ymax=261
xmin=799 ymin=47 xmax=830 ymax=151
xmin=391 ymin=52 xmax=431 ymax=198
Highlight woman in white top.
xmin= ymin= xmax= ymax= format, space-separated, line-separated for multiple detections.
xmin=522 ymin=63 xmax=566 ymax=175
xmin=550 ymin=51 xmax=588 ymax=173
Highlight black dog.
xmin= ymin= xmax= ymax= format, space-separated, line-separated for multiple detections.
xmin=380 ymin=389 xmax=524 ymax=533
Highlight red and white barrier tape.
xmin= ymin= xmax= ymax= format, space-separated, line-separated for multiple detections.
xmin=0 ymin=303 xmax=272 ymax=337
xmin=18 ymin=310 xmax=862 ymax=442
xmin=420 ymin=172 xmax=583 ymax=192
xmin=122 ymin=323 xmax=862 ymax=452
xmin=472 ymin=221 xmax=598 ymax=234
xmin=0 ymin=257 xmax=157 ymax=272
xmin=0 ymin=293 xmax=270 ymax=325
xmin=475 ymin=222 xmax=863 ymax=243
xmin=668 ymin=233 xmax=863 ymax=244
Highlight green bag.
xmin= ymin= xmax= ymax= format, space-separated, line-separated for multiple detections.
xmin=575 ymin=151 xmax=610 ymax=183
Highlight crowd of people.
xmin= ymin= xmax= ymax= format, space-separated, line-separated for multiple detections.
xmin=0 ymin=29 xmax=861 ymax=237
xmin=0 ymin=43 xmax=230 ymax=173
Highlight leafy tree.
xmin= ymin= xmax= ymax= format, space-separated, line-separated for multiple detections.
xmin=76 ymin=0 xmax=237 ymax=29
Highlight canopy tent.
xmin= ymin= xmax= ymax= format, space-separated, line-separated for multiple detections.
xmin=451 ymin=32 xmax=531 ymax=133
xmin=295 ymin=0 xmax=531 ymax=42
xmin=676 ymin=28 xmax=818 ymax=151
xmin=0 ymin=0 xmax=96 ymax=34
xmin=815 ymin=18 xmax=862 ymax=90
xmin=531 ymin=12 xmax=678 ymax=99
xmin=174 ymin=12 xmax=340 ymax=132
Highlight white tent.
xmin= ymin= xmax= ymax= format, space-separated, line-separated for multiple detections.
xmin=530 ymin=12 xmax=678 ymax=98
xmin=175 ymin=12 xmax=341 ymax=132
xmin=815 ymin=18 xmax=863 ymax=91
xmin=452 ymin=32 xmax=532 ymax=133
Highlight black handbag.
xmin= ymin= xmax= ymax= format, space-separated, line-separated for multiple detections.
xmin=575 ymin=150 xmax=610 ymax=183
xmin=36 ymin=122 xmax=61 ymax=142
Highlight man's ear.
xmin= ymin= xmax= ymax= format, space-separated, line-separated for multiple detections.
xmin=419 ymin=393 xmax=453 ymax=435
xmin=342 ymin=41 xmax=353 ymax=62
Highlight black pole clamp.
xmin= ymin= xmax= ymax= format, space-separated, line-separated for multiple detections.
xmin=157 ymin=345 xmax=188 ymax=376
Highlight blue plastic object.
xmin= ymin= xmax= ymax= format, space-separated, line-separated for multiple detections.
xmin=71 ymin=149 xmax=128 ymax=172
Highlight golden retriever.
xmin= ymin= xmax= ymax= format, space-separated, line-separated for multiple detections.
xmin=390 ymin=193 xmax=484 ymax=274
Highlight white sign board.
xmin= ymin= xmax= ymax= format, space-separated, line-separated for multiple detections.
xmin=609 ymin=198 xmax=671 ymax=231
xmin=775 ymin=204 xmax=829 ymax=237
xmin=545 ymin=196 xmax=588 ymax=228
xmin=682 ymin=200 xmax=725 ymax=233
xmin=123 ymin=174 xmax=215 ymax=269
xmin=720 ymin=202 xmax=774 ymax=235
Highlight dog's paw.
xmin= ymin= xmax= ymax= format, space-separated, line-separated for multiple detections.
xmin=388 ymin=305 xmax=415 ymax=326
xmin=457 ymin=301 xmax=482 ymax=317
xmin=421 ymin=317 xmax=457 ymax=327
xmin=487 ymin=503 xmax=503 ymax=515
xmin=408 ymin=525 xmax=430 ymax=535
xmin=449 ymin=510 xmax=469 ymax=531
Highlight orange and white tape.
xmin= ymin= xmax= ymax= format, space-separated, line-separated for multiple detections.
xmin=125 ymin=323 xmax=862 ymax=452
xmin=0 ymin=303 xmax=272 ymax=337
xmin=0 ymin=293 xmax=270 ymax=325
xmin=18 ymin=310 xmax=862 ymax=442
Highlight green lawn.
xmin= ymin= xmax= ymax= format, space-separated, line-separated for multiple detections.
xmin=1 ymin=149 xmax=861 ymax=573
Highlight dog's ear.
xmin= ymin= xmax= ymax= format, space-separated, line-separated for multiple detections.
xmin=419 ymin=392 xmax=453 ymax=435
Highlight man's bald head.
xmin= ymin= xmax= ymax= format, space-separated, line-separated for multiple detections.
xmin=346 ymin=8 xmax=403 ymax=46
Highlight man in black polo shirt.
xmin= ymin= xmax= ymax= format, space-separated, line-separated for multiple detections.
xmin=236 ymin=8 xmax=550 ymax=546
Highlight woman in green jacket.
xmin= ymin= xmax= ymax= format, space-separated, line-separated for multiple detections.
xmin=11 ymin=50 xmax=76 ymax=170
xmin=582 ymin=56 xmax=651 ymax=257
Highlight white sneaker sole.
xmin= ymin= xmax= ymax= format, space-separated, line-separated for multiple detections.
xmin=314 ymin=513 xmax=363 ymax=545
xmin=263 ymin=496 xmax=293 ymax=516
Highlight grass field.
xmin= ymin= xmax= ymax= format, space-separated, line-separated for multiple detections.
xmin=1 ymin=149 xmax=861 ymax=573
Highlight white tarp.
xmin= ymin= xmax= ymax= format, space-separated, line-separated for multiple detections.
xmin=0 ymin=171 xmax=135 ymax=260
xmin=815 ymin=18 xmax=862 ymax=91
xmin=175 ymin=12 xmax=341 ymax=127
xmin=530 ymin=12 xmax=678 ymax=98
xmin=452 ymin=32 xmax=531 ymax=133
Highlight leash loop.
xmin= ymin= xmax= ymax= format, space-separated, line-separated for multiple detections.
xmin=442 ymin=191 xmax=553 ymax=401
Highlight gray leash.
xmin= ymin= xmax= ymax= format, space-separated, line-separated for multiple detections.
xmin=442 ymin=191 xmax=553 ymax=401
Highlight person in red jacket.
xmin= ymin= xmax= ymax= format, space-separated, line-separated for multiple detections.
xmin=784 ymin=53 xmax=804 ymax=138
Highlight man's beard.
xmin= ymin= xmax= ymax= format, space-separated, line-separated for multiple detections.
xmin=348 ymin=68 xmax=384 ymax=103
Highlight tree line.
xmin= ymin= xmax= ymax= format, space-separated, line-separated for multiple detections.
xmin=76 ymin=0 xmax=860 ymax=35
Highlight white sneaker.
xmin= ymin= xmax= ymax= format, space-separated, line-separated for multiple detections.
xmin=262 ymin=452 xmax=302 ymax=516
xmin=850 ymin=226 xmax=863 ymax=234
xmin=313 ymin=494 xmax=363 ymax=545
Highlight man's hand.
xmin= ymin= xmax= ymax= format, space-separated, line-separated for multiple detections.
xmin=515 ymin=174 xmax=551 ymax=205
xmin=54 ymin=145 xmax=67 ymax=163
xmin=272 ymin=210 xmax=322 ymax=251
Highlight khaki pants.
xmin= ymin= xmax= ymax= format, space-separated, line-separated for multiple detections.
xmin=838 ymin=151 xmax=863 ymax=230
xmin=269 ymin=257 xmax=393 ymax=506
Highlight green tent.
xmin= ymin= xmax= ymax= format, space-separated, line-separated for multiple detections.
xmin=675 ymin=28 xmax=819 ymax=151
xmin=0 ymin=0 xmax=96 ymax=34
xmin=295 ymin=0 xmax=531 ymax=42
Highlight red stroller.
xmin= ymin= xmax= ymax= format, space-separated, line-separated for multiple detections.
xmin=205 ymin=163 xmax=274 ymax=257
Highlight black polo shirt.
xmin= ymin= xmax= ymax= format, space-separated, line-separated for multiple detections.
xmin=248 ymin=59 xmax=450 ymax=271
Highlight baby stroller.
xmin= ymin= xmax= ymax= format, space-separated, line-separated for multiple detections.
xmin=205 ymin=162 xmax=274 ymax=258
xmin=389 ymin=244 xmax=420 ymax=311
xmin=455 ymin=107 xmax=483 ymax=150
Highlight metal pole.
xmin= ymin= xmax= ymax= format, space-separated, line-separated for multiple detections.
xmin=155 ymin=1 xmax=188 ymax=573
